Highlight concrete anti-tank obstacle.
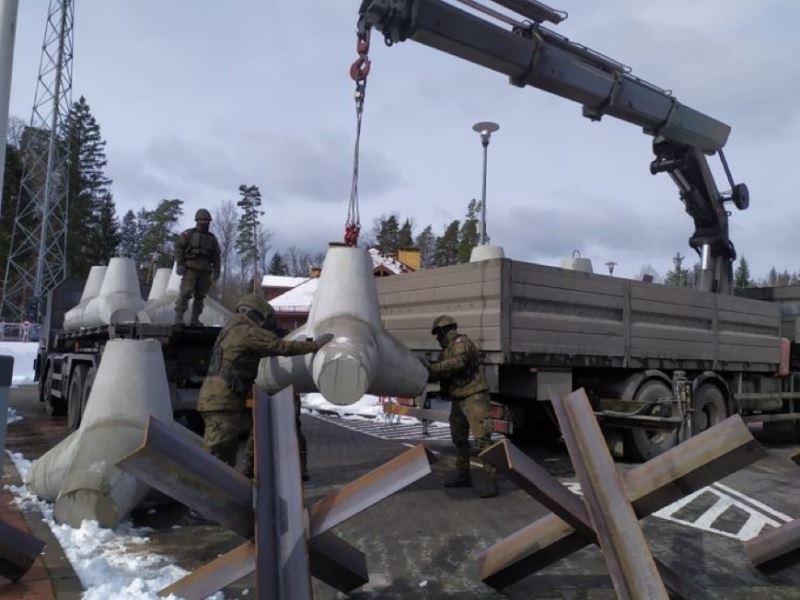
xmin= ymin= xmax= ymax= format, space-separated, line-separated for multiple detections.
xmin=62 ymin=265 xmax=107 ymax=330
xmin=257 ymin=245 xmax=428 ymax=405
xmin=137 ymin=262 xmax=231 ymax=327
xmin=470 ymin=244 xmax=505 ymax=262
xmin=63 ymin=258 xmax=145 ymax=330
xmin=147 ymin=267 xmax=172 ymax=301
xmin=26 ymin=339 xmax=173 ymax=528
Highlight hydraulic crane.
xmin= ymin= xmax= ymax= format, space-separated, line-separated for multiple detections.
xmin=357 ymin=0 xmax=750 ymax=293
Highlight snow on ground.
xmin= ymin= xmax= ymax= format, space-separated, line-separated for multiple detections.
xmin=6 ymin=406 xmax=22 ymax=424
xmin=0 ymin=341 xmax=39 ymax=386
xmin=5 ymin=451 xmax=213 ymax=600
xmin=300 ymin=393 xmax=449 ymax=427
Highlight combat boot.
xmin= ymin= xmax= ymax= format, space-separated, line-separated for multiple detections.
xmin=189 ymin=301 xmax=203 ymax=326
xmin=443 ymin=469 xmax=472 ymax=488
xmin=174 ymin=310 xmax=185 ymax=325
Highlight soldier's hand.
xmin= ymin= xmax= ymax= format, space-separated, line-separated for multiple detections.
xmin=313 ymin=333 xmax=335 ymax=350
xmin=176 ymin=265 xmax=186 ymax=276
xmin=418 ymin=354 xmax=431 ymax=370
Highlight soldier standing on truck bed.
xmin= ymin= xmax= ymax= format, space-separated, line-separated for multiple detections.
xmin=423 ymin=315 xmax=498 ymax=498
xmin=197 ymin=292 xmax=333 ymax=478
xmin=174 ymin=208 xmax=222 ymax=326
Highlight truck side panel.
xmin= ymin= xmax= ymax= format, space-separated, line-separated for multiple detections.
xmin=377 ymin=259 xmax=504 ymax=356
xmin=378 ymin=258 xmax=781 ymax=373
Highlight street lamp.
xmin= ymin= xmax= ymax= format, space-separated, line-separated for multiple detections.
xmin=472 ymin=121 xmax=499 ymax=245
xmin=605 ymin=261 xmax=617 ymax=275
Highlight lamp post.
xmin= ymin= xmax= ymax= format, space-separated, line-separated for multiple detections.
xmin=0 ymin=0 xmax=19 ymax=218
xmin=472 ymin=121 xmax=499 ymax=245
xmin=605 ymin=261 xmax=617 ymax=276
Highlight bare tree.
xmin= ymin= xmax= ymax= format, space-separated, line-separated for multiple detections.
xmin=213 ymin=200 xmax=238 ymax=299
xmin=257 ymin=225 xmax=273 ymax=275
xmin=287 ymin=244 xmax=302 ymax=277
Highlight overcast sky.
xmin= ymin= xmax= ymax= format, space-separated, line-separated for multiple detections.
xmin=8 ymin=0 xmax=800 ymax=279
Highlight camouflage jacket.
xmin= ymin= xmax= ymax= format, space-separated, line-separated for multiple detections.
xmin=428 ymin=330 xmax=489 ymax=399
xmin=197 ymin=313 xmax=317 ymax=411
xmin=175 ymin=227 xmax=221 ymax=273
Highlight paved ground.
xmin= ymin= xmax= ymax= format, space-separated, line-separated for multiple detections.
xmin=5 ymin=384 xmax=800 ymax=598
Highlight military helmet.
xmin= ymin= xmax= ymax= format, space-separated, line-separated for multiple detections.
xmin=237 ymin=293 xmax=274 ymax=321
xmin=194 ymin=208 xmax=212 ymax=222
xmin=431 ymin=315 xmax=457 ymax=334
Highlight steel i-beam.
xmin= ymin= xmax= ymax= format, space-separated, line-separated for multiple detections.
xmin=482 ymin=439 xmax=689 ymax=599
xmin=479 ymin=411 xmax=766 ymax=589
xmin=550 ymin=390 xmax=669 ymax=599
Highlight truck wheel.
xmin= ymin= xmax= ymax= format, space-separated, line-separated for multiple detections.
xmin=42 ymin=370 xmax=66 ymax=417
xmin=624 ymin=380 xmax=677 ymax=461
xmin=82 ymin=366 xmax=96 ymax=416
xmin=693 ymin=384 xmax=727 ymax=433
xmin=67 ymin=365 xmax=88 ymax=431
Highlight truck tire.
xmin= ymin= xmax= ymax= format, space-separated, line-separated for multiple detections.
xmin=693 ymin=384 xmax=727 ymax=433
xmin=82 ymin=366 xmax=97 ymax=415
xmin=624 ymin=380 xmax=677 ymax=461
xmin=67 ymin=365 xmax=88 ymax=431
xmin=42 ymin=367 xmax=66 ymax=417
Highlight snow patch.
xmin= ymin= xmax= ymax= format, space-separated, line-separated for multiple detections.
xmin=0 ymin=342 xmax=39 ymax=386
xmin=6 ymin=406 xmax=22 ymax=424
xmin=6 ymin=451 xmax=205 ymax=600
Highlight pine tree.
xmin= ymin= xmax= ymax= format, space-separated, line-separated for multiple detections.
xmin=415 ymin=225 xmax=437 ymax=269
xmin=62 ymin=96 xmax=118 ymax=277
xmin=268 ymin=252 xmax=289 ymax=275
xmin=397 ymin=218 xmax=414 ymax=250
xmin=235 ymin=184 xmax=264 ymax=291
xmin=375 ymin=214 xmax=400 ymax=255
xmin=734 ymin=256 xmax=752 ymax=289
xmin=142 ymin=198 xmax=183 ymax=267
xmin=433 ymin=220 xmax=461 ymax=267
xmin=457 ymin=199 xmax=480 ymax=263
xmin=118 ymin=210 xmax=139 ymax=258
xmin=665 ymin=252 xmax=690 ymax=287
xmin=778 ymin=269 xmax=792 ymax=286
xmin=0 ymin=140 xmax=24 ymax=263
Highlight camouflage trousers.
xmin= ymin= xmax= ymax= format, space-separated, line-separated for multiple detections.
xmin=449 ymin=391 xmax=495 ymax=476
xmin=175 ymin=268 xmax=213 ymax=317
xmin=201 ymin=394 xmax=307 ymax=479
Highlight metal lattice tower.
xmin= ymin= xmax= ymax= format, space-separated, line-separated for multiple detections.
xmin=1 ymin=0 xmax=73 ymax=321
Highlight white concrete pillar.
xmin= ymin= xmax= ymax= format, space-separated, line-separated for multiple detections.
xmin=0 ymin=0 xmax=18 ymax=217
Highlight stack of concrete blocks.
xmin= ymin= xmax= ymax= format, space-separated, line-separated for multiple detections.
xmin=26 ymin=339 xmax=173 ymax=528
xmin=258 ymin=245 xmax=428 ymax=406
xmin=63 ymin=258 xmax=144 ymax=331
xmin=137 ymin=264 xmax=231 ymax=326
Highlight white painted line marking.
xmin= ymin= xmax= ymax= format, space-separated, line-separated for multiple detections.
xmin=711 ymin=482 xmax=793 ymax=523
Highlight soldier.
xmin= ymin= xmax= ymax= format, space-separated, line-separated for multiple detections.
xmin=424 ymin=315 xmax=498 ymax=498
xmin=197 ymin=292 xmax=333 ymax=477
xmin=174 ymin=208 xmax=222 ymax=325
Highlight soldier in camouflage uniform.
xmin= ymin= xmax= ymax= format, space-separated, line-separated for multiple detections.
xmin=174 ymin=208 xmax=222 ymax=325
xmin=424 ymin=315 xmax=498 ymax=498
xmin=198 ymin=292 xmax=333 ymax=477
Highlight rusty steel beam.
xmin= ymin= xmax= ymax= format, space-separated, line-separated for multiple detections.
xmin=482 ymin=440 xmax=690 ymax=599
xmin=479 ymin=412 xmax=765 ymax=590
xmin=551 ymin=390 xmax=669 ymax=599
xmin=116 ymin=416 xmax=254 ymax=538
xmin=308 ymin=443 xmax=437 ymax=537
xmin=744 ymin=519 xmax=800 ymax=572
xmin=159 ymin=542 xmax=255 ymax=599
xmin=309 ymin=531 xmax=370 ymax=593
xmin=0 ymin=521 xmax=45 ymax=583
xmin=255 ymin=386 xmax=311 ymax=599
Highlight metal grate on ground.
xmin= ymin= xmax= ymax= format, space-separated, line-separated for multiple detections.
xmin=306 ymin=412 xmax=454 ymax=441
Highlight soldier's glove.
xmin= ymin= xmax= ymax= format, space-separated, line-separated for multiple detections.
xmin=176 ymin=265 xmax=186 ymax=276
xmin=312 ymin=333 xmax=335 ymax=350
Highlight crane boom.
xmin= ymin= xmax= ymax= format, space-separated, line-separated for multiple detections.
xmin=358 ymin=0 xmax=749 ymax=293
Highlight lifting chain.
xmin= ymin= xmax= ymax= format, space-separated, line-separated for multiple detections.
xmin=345 ymin=26 xmax=372 ymax=247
